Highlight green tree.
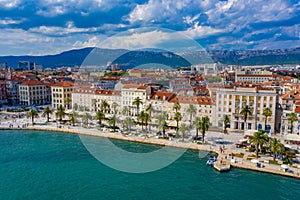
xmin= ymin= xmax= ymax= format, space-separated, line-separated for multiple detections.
xmin=27 ymin=109 xmax=39 ymax=125
xmin=146 ymin=103 xmax=154 ymax=117
xmin=193 ymin=116 xmax=201 ymax=139
xmin=111 ymin=102 xmax=118 ymax=114
xmin=56 ymin=105 xmax=66 ymax=122
xmin=65 ymin=97 xmax=72 ymax=109
xmin=223 ymin=114 xmax=230 ymax=134
xmin=174 ymin=112 xmax=182 ymax=132
xmin=95 ymin=110 xmax=105 ymax=125
xmin=269 ymin=138 xmax=284 ymax=161
xmin=82 ymin=112 xmax=92 ymax=126
xmin=160 ymin=120 xmax=168 ymax=136
xmin=179 ymin=123 xmax=188 ymax=141
xmin=91 ymin=99 xmax=97 ymax=111
xmin=100 ymin=100 xmax=110 ymax=113
xmin=133 ymin=97 xmax=143 ymax=116
xmin=73 ymin=103 xmax=78 ymax=111
xmin=123 ymin=117 xmax=134 ymax=132
xmin=240 ymin=105 xmax=252 ymax=130
xmin=186 ymin=104 xmax=196 ymax=127
xmin=109 ymin=114 xmax=118 ymax=130
xmin=250 ymin=130 xmax=269 ymax=157
xmin=287 ymin=112 xmax=298 ymax=134
xmin=198 ymin=116 xmax=210 ymax=142
xmin=122 ymin=106 xmax=131 ymax=116
xmin=173 ymin=102 xmax=181 ymax=112
xmin=69 ymin=111 xmax=78 ymax=126
xmin=137 ymin=110 xmax=147 ymax=130
xmin=263 ymin=107 xmax=272 ymax=131
xmin=42 ymin=107 xmax=52 ymax=122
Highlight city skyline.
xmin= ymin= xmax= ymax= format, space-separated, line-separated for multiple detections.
xmin=0 ymin=0 xmax=299 ymax=55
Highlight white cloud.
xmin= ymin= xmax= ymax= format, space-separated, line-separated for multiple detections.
xmin=0 ymin=0 xmax=20 ymax=9
xmin=72 ymin=36 xmax=104 ymax=48
xmin=0 ymin=18 xmax=25 ymax=25
xmin=182 ymin=22 xmax=223 ymax=39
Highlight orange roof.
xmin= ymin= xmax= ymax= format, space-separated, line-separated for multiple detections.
xmin=20 ymin=79 xmax=45 ymax=85
xmin=151 ymin=91 xmax=175 ymax=101
xmin=123 ymin=84 xmax=147 ymax=90
xmin=51 ymin=81 xmax=74 ymax=87
xmin=295 ymin=107 xmax=300 ymax=113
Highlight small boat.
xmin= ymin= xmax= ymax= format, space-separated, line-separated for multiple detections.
xmin=206 ymin=156 xmax=217 ymax=166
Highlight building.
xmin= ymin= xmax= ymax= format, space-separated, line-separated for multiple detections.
xmin=51 ymin=81 xmax=74 ymax=109
xmin=18 ymin=61 xmax=35 ymax=71
xmin=216 ymin=86 xmax=279 ymax=133
xmin=121 ymin=84 xmax=150 ymax=116
xmin=235 ymin=70 xmax=273 ymax=83
xmin=6 ymin=79 xmax=20 ymax=105
xmin=0 ymin=80 xmax=7 ymax=105
xmin=19 ymin=80 xmax=48 ymax=106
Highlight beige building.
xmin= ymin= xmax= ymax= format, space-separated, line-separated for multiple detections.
xmin=51 ymin=81 xmax=74 ymax=109
xmin=121 ymin=84 xmax=150 ymax=116
xmin=216 ymin=86 xmax=279 ymax=133
xmin=19 ymin=80 xmax=48 ymax=106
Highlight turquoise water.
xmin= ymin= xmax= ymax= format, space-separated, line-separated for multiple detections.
xmin=1 ymin=130 xmax=300 ymax=200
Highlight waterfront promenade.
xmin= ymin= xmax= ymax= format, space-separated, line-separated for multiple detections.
xmin=1 ymin=116 xmax=300 ymax=179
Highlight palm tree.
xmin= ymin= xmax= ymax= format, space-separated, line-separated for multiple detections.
xmin=263 ymin=107 xmax=272 ymax=131
xmin=73 ymin=103 xmax=78 ymax=111
xmin=111 ymin=102 xmax=118 ymax=114
xmin=198 ymin=116 xmax=210 ymax=142
xmin=186 ymin=104 xmax=196 ymax=127
xmin=240 ymin=105 xmax=252 ymax=130
xmin=27 ymin=109 xmax=39 ymax=126
xmin=160 ymin=120 xmax=168 ymax=136
xmin=100 ymin=100 xmax=110 ymax=113
xmin=109 ymin=114 xmax=118 ymax=130
xmin=122 ymin=106 xmax=131 ymax=116
xmin=124 ymin=117 xmax=134 ymax=132
xmin=287 ymin=112 xmax=298 ymax=134
xmin=65 ymin=97 xmax=72 ymax=109
xmin=269 ymin=138 xmax=284 ymax=161
xmin=174 ymin=112 xmax=182 ymax=132
xmin=193 ymin=116 xmax=201 ymax=139
xmin=56 ymin=105 xmax=65 ymax=122
xmin=173 ymin=102 xmax=181 ymax=112
xmin=82 ymin=112 xmax=92 ymax=126
xmin=69 ymin=111 xmax=78 ymax=126
xmin=42 ymin=107 xmax=52 ymax=122
xmin=179 ymin=123 xmax=188 ymax=141
xmin=138 ymin=110 xmax=146 ymax=130
xmin=144 ymin=112 xmax=151 ymax=131
xmin=250 ymin=130 xmax=269 ymax=157
xmin=133 ymin=97 xmax=143 ymax=116
xmin=223 ymin=114 xmax=230 ymax=134
xmin=95 ymin=110 xmax=105 ymax=125
xmin=91 ymin=99 xmax=97 ymax=111
xmin=146 ymin=103 xmax=154 ymax=117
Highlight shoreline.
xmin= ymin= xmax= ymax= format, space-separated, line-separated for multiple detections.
xmin=1 ymin=125 xmax=300 ymax=180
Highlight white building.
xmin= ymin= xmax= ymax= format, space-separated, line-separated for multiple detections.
xmin=216 ymin=86 xmax=278 ymax=133
xmin=19 ymin=80 xmax=48 ymax=106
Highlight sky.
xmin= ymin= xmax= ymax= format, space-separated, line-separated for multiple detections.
xmin=0 ymin=0 xmax=299 ymax=55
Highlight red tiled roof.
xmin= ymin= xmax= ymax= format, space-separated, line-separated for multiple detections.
xmin=20 ymin=79 xmax=45 ymax=85
xmin=295 ymin=107 xmax=300 ymax=113
xmin=51 ymin=81 xmax=74 ymax=87
xmin=151 ymin=91 xmax=175 ymax=101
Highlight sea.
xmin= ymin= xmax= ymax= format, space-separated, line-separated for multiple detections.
xmin=0 ymin=130 xmax=299 ymax=200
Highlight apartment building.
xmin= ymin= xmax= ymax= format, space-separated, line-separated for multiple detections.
xmin=19 ymin=80 xmax=48 ymax=106
xmin=121 ymin=84 xmax=150 ymax=116
xmin=216 ymin=86 xmax=279 ymax=133
xmin=0 ymin=80 xmax=7 ymax=104
xmin=235 ymin=70 xmax=273 ymax=83
xmin=51 ymin=81 xmax=74 ymax=109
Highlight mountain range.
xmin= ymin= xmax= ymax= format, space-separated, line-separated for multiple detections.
xmin=0 ymin=47 xmax=299 ymax=69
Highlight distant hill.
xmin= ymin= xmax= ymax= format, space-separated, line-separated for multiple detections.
xmin=0 ymin=47 xmax=299 ymax=69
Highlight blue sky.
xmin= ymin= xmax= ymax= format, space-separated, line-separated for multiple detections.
xmin=0 ymin=0 xmax=299 ymax=55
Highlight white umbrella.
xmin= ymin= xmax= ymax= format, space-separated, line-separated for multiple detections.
xmin=251 ymin=159 xmax=260 ymax=164
xmin=281 ymin=164 xmax=289 ymax=169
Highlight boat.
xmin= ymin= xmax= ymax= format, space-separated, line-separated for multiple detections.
xmin=206 ymin=156 xmax=217 ymax=166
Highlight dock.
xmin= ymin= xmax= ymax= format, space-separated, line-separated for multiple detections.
xmin=213 ymin=160 xmax=231 ymax=172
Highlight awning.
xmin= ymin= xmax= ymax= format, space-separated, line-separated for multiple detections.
xmin=284 ymin=134 xmax=300 ymax=142
xmin=251 ymin=159 xmax=260 ymax=164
